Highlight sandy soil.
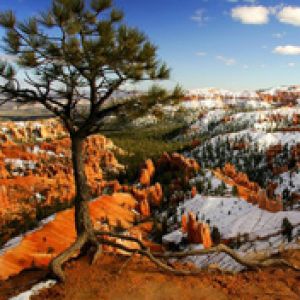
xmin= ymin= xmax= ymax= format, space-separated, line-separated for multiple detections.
xmin=25 ymin=250 xmax=300 ymax=300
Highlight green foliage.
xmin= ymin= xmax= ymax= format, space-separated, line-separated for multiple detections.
xmin=0 ymin=0 xmax=170 ymax=137
xmin=232 ymin=185 xmax=238 ymax=196
xmin=105 ymin=122 xmax=188 ymax=183
xmin=0 ymin=10 xmax=16 ymax=28
xmin=147 ymin=84 xmax=168 ymax=103
xmin=91 ymin=0 xmax=112 ymax=13
xmin=144 ymin=84 xmax=184 ymax=108
xmin=2 ymin=30 xmax=20 ymax=54
xmin=171 ymin=84 xmax=185 ymax=102
xmin=0 ymin=62 xmax=16 ymax=80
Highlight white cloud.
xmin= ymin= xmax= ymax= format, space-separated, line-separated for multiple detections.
xmin=287 ymin=62 xmax=296 ymax=67
xmin=191 ymin=9 xmax=209 ymax=25
xmin=243 ymin=64 xmax=249 ymax=69
xmin=230 ymin=5 xmax=300 ymax=27
xmin=216 ymin=55 xmax=236 ymax=66
xmin=277 ymin=6 xmax=300 ymax=26
xmin=196 ymin=51 xmax=207 ymax=56
xmin=273 ymin=45 xmax=300 ymax=56
xmin=231 ymin=6 xmax=270 ymax=24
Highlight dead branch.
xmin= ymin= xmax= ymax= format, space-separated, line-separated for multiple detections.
xmin=94 ymin=230 xmax=146 ymax=249
xmin=153 ymin=244 xmax=300 ymax=272
xmin=95 ymin=232 xmax=300 ymax=275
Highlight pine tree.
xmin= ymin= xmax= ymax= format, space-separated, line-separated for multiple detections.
xmin=171 ymin=84 xmax=185 ymax=101
xmin=0 ymin=0 xmax=169 ymax=281
xmin=282 ymin=217 xmax=293 ymax=242
xmin=232 ymin=185 xmax=238 ymax=196
xmin=211 ymin=226 xmax=221 ymax=245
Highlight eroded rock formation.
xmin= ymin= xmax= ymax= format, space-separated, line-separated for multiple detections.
xmin=157 ymin=152 xmax=200 ymax=178
xmin=0 ymin=192 xmax=144 ymax=281
xmin=0 ymin=118 xmax=125 ymax=244
xmin=139 ymin=159 xmax=155 ymax=186
xmin=183 ymin=212 xmax=212 ymax=248
xmin=214 ymin=164 xmax=283 ymax=213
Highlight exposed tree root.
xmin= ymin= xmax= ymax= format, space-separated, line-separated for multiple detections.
xmin=152 ymin=244 xmax=300 ymax=272
xmin=94 ymin=231 xmax=300 ymax=275
xmin=49 ymin=231 xmax=102 ymax=282
xmin=49 ymin=233 xmax=88 ymax=282
xmin=49 ymin=230 xmax=300 ymax=282
xmin=90 ymin=242 xmax=103 ymax=265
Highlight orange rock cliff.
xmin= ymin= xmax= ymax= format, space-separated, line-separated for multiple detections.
xmin=214 ymin=163 xmax=283 ymax=213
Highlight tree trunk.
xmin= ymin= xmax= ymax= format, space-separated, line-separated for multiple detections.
xmin=49 ymin=135 xmax=101 ymax=281
xmin=71 ymin=136 xmax=94 ymax=236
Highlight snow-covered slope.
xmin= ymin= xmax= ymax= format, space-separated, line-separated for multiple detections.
xmin=275 ymin=171 xmax=300 ymax=196
xmin=187 ymin=88 xmax=259 ymax=100
xmin=163 ymin=195 xmax=300 ymax=272
xmin=184 ymin=107 xmax=300 ymax=138
xmin=165 ymin=196 xmax=300 ymax=241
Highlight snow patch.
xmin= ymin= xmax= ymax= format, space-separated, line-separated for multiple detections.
xmin=9 ymin=280 xmax=56 ymax=300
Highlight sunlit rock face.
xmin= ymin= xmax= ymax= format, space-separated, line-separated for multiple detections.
xmin=0 ymin=117 xmax=210 ymax=280
xmin=191 ymin=186 xmax=197 ymax=198
xmin=131 ymin=183 xmax=163 ymax=215
xmin=214 ymin=164 xmax=283 ymax=213
xmin=183 ymin=212 xmax=212 ymax=248
xmin=139 ymin=159 xmax=155 ymax=186
xmin=0 ymin=118 xmax=125 ymax=244
xmin=0 ymin=192 xmax=139 ymax=281
xmin=139 ymin=197 xmax=151 ymax=217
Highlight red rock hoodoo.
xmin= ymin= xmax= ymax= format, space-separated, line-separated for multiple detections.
xmin=214 ymin=163 xmax=283 ymax=213
xmin=183 ymin=212 xmax=212 ymax=248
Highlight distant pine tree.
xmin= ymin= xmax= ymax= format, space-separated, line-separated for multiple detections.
xmin=211 ymin=226 xmax=221 ymax=245
xmin=282 ymin=217 xmax=293 ymax=242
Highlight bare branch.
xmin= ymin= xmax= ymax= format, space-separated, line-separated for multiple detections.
xmin=95 ymin=231 xmax=300 ymax=275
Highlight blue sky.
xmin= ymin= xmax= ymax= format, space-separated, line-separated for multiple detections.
xmin=1 ymin=0 xmax=300 ymax=91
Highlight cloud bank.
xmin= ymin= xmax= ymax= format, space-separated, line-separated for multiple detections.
xmin=273 ymin=45 xmax=300 ymax=56
xmin=231 ymin=6 xmax=270 ymax=24
xmin=277 ymin=6 xmax=300 ymax=26
xmin=231 ymin=5 xmax=300 ymax=26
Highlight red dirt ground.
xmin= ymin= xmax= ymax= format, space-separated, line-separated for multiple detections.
xmin=1 ymin=249 xmax=298 ymax=300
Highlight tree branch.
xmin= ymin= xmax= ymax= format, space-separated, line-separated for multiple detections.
xmin=95 ymin=231 xmax=300 ymax=275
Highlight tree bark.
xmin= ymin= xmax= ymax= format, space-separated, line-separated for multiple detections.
xmin=71 ymin=136 xmax=94 ymax=236
xmin=50 ymin=135 xmax=100 ymax=281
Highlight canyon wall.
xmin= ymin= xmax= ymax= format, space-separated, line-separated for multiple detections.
xmin=214 ymin=163 xmax=283 ymax=212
